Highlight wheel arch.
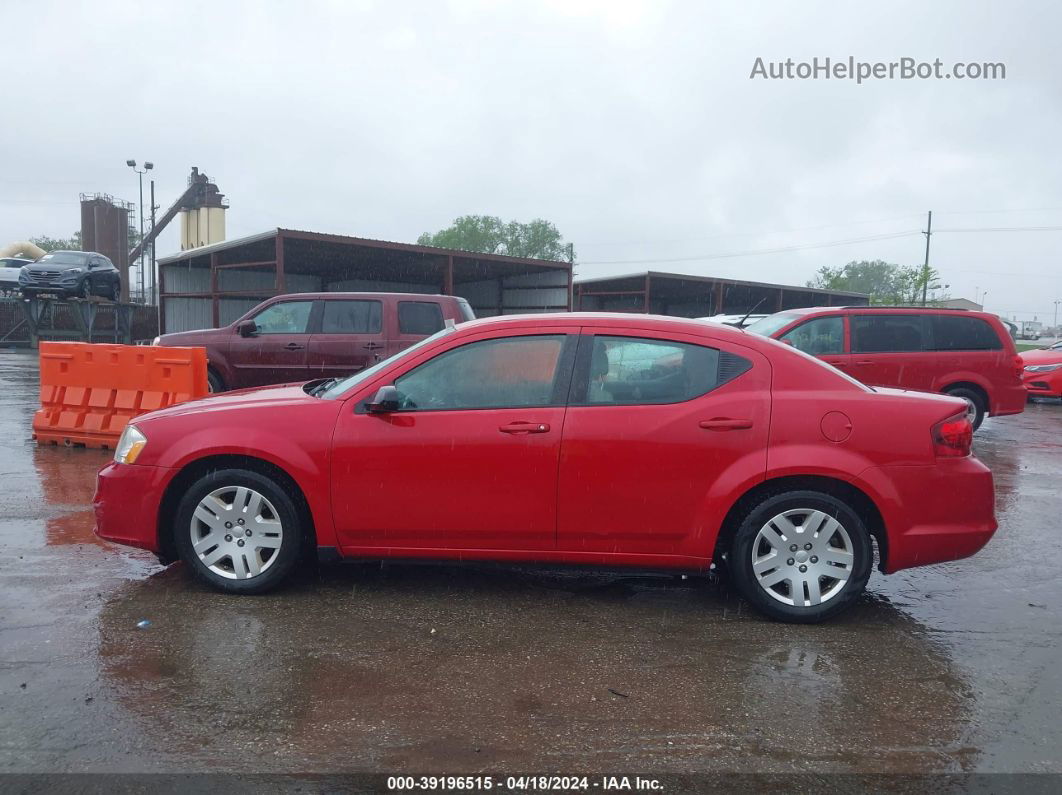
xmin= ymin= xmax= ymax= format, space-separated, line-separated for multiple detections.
xmin=712 ymin=474 xmax=888 ymax=572
xmin=157 ymin=454 xmax=318 ymax=564
xmin=940 ymin=380 xmax=989 ymax=410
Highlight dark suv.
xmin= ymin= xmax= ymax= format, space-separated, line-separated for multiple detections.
xmin=19 ymin=250 xmax=121 ymax=301
xmin=155 ymin=292 xmax=475 ymax=392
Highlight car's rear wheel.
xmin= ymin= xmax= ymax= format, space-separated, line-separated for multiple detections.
xmin=108 ymin=282 xmax=120 ymax=302
xmin=943 ymin=386 xmax=985 ymax=430
xmin=729 ymin=490 xmax=872 ymax=623
xmin=174 ymin=469 xmax=302 ymax=594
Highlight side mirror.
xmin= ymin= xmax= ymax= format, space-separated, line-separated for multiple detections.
xmin=366 ymin=385 xmax=401 ymax=414
xmin=237 ymin=320 xmax=257 ymax=337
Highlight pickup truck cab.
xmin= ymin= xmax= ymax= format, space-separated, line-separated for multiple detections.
xmin=156 ymin=292 xmax=475 ymax=392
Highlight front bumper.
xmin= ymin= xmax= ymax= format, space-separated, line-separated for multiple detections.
xmin=860 ymin=457 xmax=997 ymax=574
xmin=1023 ymin=369 xmax=1062 ymax=398
xmin=93 ymin=461 xmax=175 ymax=554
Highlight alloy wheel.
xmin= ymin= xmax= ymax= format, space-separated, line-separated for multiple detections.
xmin=751 ymin=508 xmax=855 ymax=607
xmin=189 ymin=486 xmax=284 ymax=579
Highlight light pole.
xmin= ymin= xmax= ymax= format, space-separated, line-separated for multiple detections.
xmin=126 ymin=159 xmax=153 ymax=302
xmin=1054 ymin=299 xmax=1060 ymax=340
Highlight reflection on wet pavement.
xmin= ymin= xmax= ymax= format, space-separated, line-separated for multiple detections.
xmin=1 ymin=349 xmax=1060 ymax=774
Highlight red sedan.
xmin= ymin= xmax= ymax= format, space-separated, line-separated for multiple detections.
xmin=1022 ymin=340 xmax=1062 ymax=398
xmin=94 ymin=313 xmax=996 ymax=623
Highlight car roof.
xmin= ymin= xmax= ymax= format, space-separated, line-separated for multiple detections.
xmin=455 ymin=311 xmax=759 ymax=343
xmin=772 ymin=305 xmax=999 ymax=320
xmin=268 ymin=292 xmax=455 ymax=301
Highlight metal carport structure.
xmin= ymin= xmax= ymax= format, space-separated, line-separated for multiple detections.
xmin=157 ymin=228 xmax=573 ymax=333
xmin=574 ymin=271 xmax=868 ymax=317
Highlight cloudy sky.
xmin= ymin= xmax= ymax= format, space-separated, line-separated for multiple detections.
xmin=3 ymin=0 xmax=1060 ymax=321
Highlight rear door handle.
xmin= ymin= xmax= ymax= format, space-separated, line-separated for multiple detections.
xmin=499 ymin=421 xmax=551 ymax=434
xmin=826 ymin=360 xmax=848 ymax=367
xmin=284 ymin=343 xmax=305 ymax=351
xmin=363 ymin=341 xmax=384 ymax=351
xmin=699 ymin=418 xmax=753 ymax=431
xmin=855 ymin=360 xmax=873 ymax=366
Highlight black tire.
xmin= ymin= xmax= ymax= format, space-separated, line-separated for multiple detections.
xmin=943 ymin=386 xmax=986 ymax=431
xmin=80 ymin=279 xmax=92 ymax=299
xmin=108 ymin=282 xmax=120 ymax=302
xmin=728 ymin=490 xmax=873 ymax=623
xmin=174 ymin=468 xmax=303 ymax=594
xmin=207 ymin=369 xmax=225 ymax=393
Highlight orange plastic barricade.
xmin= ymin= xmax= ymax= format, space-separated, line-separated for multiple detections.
xmin=33 ymin=342 xmax=208 ymax=449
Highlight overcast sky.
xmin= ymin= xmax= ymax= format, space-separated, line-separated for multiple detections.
xmin=3 ymin=0 xmax=1060 ymax=321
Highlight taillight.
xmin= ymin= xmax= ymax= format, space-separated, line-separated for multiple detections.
xmin=1013 ymin=355 xmax=1024 ymax=379
xmin=932 ymin=413 xmax=973 ymax=457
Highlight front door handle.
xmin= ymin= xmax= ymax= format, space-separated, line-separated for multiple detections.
xmin=363 ymin=341 xmax=384 ymax=351
xmin=284 ymin=343 xmax=305 ymax=351
xmin=854 ymin=360 xmax=873 ymax=366
xmin=499 ymin=421 xmax=551 ymax=435
xmin=699 ymin=418 xmax=753 ymax=431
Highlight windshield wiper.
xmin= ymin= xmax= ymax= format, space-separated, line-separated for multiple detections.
xmin=307 ymin=377 xmax=340 ymax=397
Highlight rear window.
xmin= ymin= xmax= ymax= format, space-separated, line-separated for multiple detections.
xmin=399 ymin=301 xmax=445 ymax=335
xmin=929 ymin=315 xmax=1002 ymax=351
xmin=321 ymin=300 xmax=382 ymax=334
xmin=851 ymin=315 xmax=925 ymax=353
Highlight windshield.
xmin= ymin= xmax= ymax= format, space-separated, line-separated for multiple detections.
xmin=745 ymin=312 xmax=800 ymax=337
xmin=319 ymin=327 xmax=454 ymax=399
xmin=36 ymin=252 xmax=89 ymax=266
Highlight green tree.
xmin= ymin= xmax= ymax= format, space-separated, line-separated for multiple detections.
xmin=809 ymin=260 xmax=949 ymax=304
xmin=418 ymin=215 xmax=573 ymax=261
xmin=30 ymin=231 xmax=82 ymax=252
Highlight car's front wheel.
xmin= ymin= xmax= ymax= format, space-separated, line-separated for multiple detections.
xmin=174 ymin=468 xmax=303 ymax=593
xmin=728 ymin=490 xmax=872 ymax=623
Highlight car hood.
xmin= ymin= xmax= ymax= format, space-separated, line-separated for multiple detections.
xmin=137 ymin=382 xmax=318 ymax=422
xmin=24 ymin=262 xmax=79 ymax=272
xmin=1021 ymin=348 xmax=1062 ymax=365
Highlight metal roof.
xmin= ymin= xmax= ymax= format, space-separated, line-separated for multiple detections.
xmin=574 ymin=270 xmax=868 ymax=297
xmin=157 ymin=227 xmax=571 ymax=269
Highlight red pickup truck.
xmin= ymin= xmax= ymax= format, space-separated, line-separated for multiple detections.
xmin=155 ymin=292 xmax=475 ymax=392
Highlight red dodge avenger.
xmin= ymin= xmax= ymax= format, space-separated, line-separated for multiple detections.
xmin=94 ymin=313 xmax=997 ymax=623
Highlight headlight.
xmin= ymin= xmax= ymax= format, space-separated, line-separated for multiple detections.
xmin=19 ymin=266 xmax=28 ymax=274
xmin=151 ymin=336 xmax=161 ymax=346
xmin=114 ymin=425 xmax=148 ymax=464
xmin=1024 ymin=363 xmax=1062 ymax=373
xmin=65 ymin=268 xmax=83 ymax=274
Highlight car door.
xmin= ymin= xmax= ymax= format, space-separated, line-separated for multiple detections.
xmin=306 ymin=298 xmax=385 ymax=379
xmin=329 ymin=329 xmax=577 ymax=552
xmin=849 ymin=314 xmax=932 ymax=390
xmin=227 ymin=299 xmax=315 ymax=387
xmin=556 ymin=331 xmax=770 ymax=559
xmin=778 ymin=315 xmax=849 ymax=372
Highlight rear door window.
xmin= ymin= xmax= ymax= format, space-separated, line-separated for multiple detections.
xmin=929 ymin=315 xmax=1002 ymax=351
xmin=780 ymin=316 xmax=844 ymax=355
xmin=399 ymin=301 xmax=445 ymax=335
xmin=851 ymin=315 xmax=926 ymax=353
xmin=578 ymin=336 xmax=750 ymax=405
xmin=321 ymin=300 xmax=383 ymax=334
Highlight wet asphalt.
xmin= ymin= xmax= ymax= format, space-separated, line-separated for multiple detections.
xmin=1 ymin=348 xmax=1060 ymax=777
